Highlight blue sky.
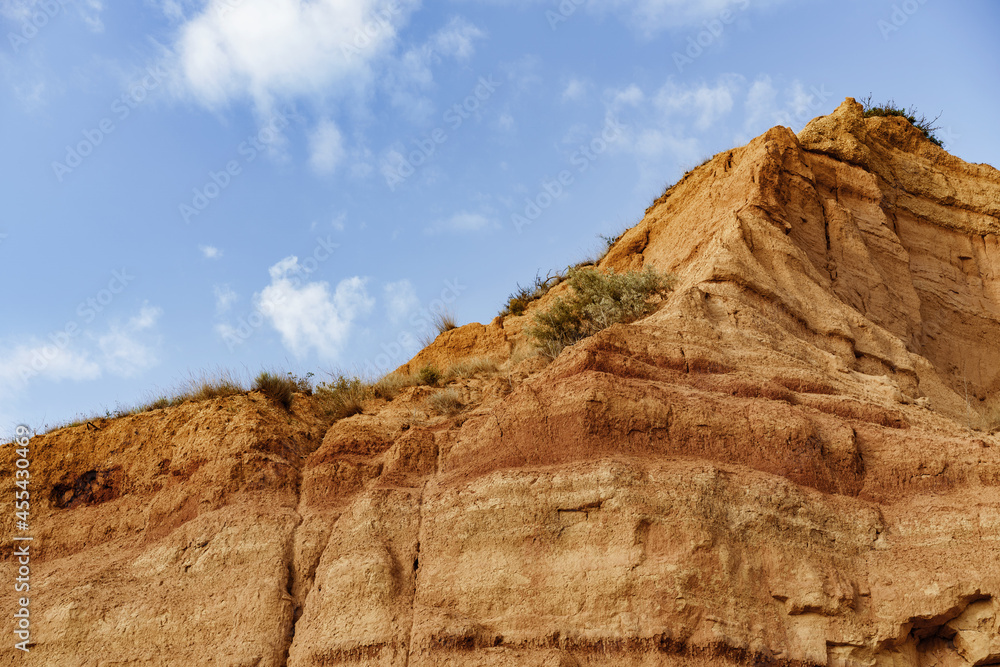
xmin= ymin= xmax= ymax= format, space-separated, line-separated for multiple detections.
xmin=1 ymin=0 xmax=997 ymax=435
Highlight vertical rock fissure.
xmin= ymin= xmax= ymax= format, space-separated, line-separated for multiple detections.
xmin=404 ymin=480 xmax=429 ymax=667
xmin=278 ymin=450 xmax=309 ymax=667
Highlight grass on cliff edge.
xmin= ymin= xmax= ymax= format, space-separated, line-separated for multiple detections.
xmin=860 ymin=95 xmax=943 ymax=147
xmin=526 ymin=266 xmax=676 ymax=359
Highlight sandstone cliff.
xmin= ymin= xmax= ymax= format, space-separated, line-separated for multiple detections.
xmin=3 ymin=98 xmax=999 ymax=666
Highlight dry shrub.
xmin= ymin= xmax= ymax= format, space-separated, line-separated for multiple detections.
xmin=316 ymin=374 xmax=370 ymax=421
xmin=427 ymin=388 xmax=463 ymax=416
xmin=527 ymin=266 xmax=676 ymax=359
xmin=500 ymin=271 xmax=564 ymax=317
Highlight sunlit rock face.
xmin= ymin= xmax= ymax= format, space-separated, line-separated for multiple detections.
xmin=4 ymin=98 xmax=999 ymax=667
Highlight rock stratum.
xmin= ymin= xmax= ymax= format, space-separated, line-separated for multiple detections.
xmin=3 ymin=98 xmax=1000 ymax=666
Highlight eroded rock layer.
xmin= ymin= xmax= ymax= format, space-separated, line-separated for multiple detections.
xmin=3 ymin=99 xmax=999 ymax=666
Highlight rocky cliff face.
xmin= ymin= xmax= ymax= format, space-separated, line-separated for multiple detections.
xmin=3 ymin=98 xmax=999 ymax=666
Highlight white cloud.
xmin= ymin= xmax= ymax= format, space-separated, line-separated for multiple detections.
xmin=309 ymin=119 xmax=346 ymax=174
xmin=460 ymin=0 xmax=789 ymax=37
xmin=256 ymin=256 xmax=374 ymax=359
xmin=609 ymin=84 xmax=645 ymax=110
xmin=97 ymin=306 xmax=162 ymax=377
xmin=562 ymin=78 xmax=588 ymax=102
xmin=0 ymin=304 xmax=162 ymax=391
xmin=0 ymin=345 xmax=100 ymax=388
xmin=1 ymin=0 xmax=104 ymax=29
xmin=428 ymin=16 xmax=486 ymax=61
xmin=79 ymin=0 xmax=105 ymax=32
xmin=424 ymin=211 xmax=492 ymax=234
xmin=599 ymin=0 xmax=758 ymax=35
xmin=170 ymin=0 xmax=417 ymax=111
xmin=214 ymin=284 xmax=238 ymax=314
xmin=11 ymin=80 xmax=46 ymax=111
xmin=381 ymin=17 xmax=486 ymax=122
xmin=200 ymin=244 xmax=222 ymax=259
xmin=654 ymin=79 xmax=736 ymax=130
xmin=602 ymin=74 xmax=823 ymax=195
xmin=383 ymin=280 xmax=419 ymax=324
xmin=744 ymin=76 xmax=779 ymax=130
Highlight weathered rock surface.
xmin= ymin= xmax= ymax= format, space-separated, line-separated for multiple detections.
xmin=2 ymin=98 xmax=999 ymax=666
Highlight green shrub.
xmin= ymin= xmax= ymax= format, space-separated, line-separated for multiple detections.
xmin=861 ymin=95 xmax=943 ymax=147
xmin=526 ymin=266 xmax=676 ymax=359
xmin=417 ymin=365 xmax=441 ymax=386
xmin=253 ymin=371 xmax=298 ymax=409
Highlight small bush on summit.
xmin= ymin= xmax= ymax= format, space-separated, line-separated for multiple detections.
xmin=861 ymin=95 xmax=944 ymax=147
xmin=253 ymin=371 xmax=298 ymax=409
xmin=526 ymin=266 xmax=676 ymax=359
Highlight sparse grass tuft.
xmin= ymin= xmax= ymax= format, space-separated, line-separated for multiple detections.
xmin=444 ymin=356 xmax=499 ymax=380
xmin=433 ymin=311 xmax=458 ymax=334
xmin=526 ymin=265 xmax=676 ymax=359
xmin=147 ymin=396 xmax=171 ymax=411
xmin=253 ymin=371 xmax=299 ymax=409
xmin=370 ymin=372 xmax=410 ymax=400
xmin=860 ymin=95 xmax=943 ymax=147
xmin=419 ymin=311 xmax=460 ymax=347
xmin=315 ymin=374 xmax=369 ymax=421
xmin=128 ymin=368 xmax=248 ymax=414
xmin=426 ymin=388 xmax=464 ymax=416
xmin=177 ymin=370 xmax=248 ymax=403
